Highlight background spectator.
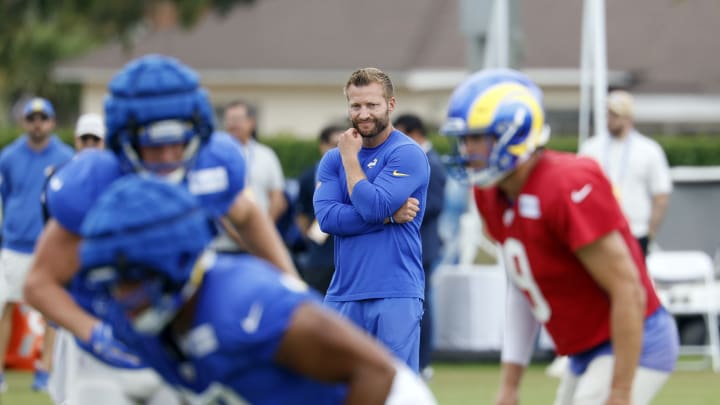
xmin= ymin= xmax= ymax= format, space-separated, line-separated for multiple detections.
xmin=393 ymin=113 xmax=447 ymax=379
xmin=72 ymin=113 xmax=105 ymax=151
xmin=0 ymin=98 xmax=73 ymax=392
xmin=579 ymin=90 xmax=673 ymax=256
xmin=224 ymin=100 xmax=287 ymax=222
xmin=295 ymin=124 xmax=343 ymax=295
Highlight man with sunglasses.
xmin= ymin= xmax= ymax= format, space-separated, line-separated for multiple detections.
xmin=0 ymin=97 xmax=73 ymax=392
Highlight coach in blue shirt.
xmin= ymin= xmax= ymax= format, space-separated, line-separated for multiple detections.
xmin=314 ymin=68 xmax=430 ymax=372
xmin=0 ymin=97 xmax=73 ymax=390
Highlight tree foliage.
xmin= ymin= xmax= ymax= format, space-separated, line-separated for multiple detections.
xmin=0 ymin=0 xmax=253 ymax=125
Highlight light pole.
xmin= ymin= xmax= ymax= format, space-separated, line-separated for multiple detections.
xmin=579 ymin=0 xmax=608 ymax=148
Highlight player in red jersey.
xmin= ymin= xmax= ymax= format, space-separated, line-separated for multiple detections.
xmin=440 ymin=69 xmax=678 ymax=405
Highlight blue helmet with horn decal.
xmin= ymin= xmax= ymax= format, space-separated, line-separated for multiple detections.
xmin=440 ymin=68 xmax=550 ymax=187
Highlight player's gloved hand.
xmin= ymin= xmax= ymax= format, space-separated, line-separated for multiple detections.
xmin=76 ymin=322 xmax=145 ymax=369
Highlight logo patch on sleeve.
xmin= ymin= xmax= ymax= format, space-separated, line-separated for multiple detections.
xmin=188 ymin=167 xmax=229 ymax=195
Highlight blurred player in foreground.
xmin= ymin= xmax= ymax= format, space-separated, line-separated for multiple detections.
xmin=440 ymin=69 xmax=678 ymax=405
xmin=25 ymin=54 xmax=297 ymax=404
xmin=75 ymin=174 xmax=437 ymax=405
xmin=45 ymin=112 xmax=106 ymax=401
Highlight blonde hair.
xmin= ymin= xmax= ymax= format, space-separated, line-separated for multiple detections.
xmin=344 ymin=67 xmax=394 ymax=100
xmin=607 ymin=90 xmax=634 ymax=118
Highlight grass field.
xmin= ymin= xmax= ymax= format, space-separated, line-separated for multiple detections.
xmin=427 ymin=362 xmax=719 ymax=404
xmin=1 ymin=362 xmax=717 ymax=404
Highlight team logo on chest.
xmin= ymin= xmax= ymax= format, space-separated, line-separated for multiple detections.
xmin=518 ymin=194 xmax=541 ymax=219
xmin=180 ymin=323 xmax=219 ymax=357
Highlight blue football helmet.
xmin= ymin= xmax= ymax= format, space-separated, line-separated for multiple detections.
xmin=79 ymin=175 xmax=216 ymax=335
xmin=105 ymin=54 xmax=214 ymax=182
xmin=440 ymin=68 xmax=550 ymax=187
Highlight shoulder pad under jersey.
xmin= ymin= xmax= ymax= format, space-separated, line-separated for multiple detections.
xmin=46 ymin=150 xmax=123 ymax=234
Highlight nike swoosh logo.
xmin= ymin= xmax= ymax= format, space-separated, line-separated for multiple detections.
xmin=571 ymin=184 xmax=593 ymax=203
xmin=392 ymin=170 xmax=410 ymax=177
xmin=241 ymin=302 xmax=263 ymax=334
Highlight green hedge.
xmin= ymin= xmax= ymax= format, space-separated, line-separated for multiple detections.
xmin=2 ymin=127 xmax=718 ymax=178
xmin=264 ymin=135 xmax=323 ymax=179
xmin=0 ymin=127 xmax=76 ymax=148
xmin=267 ymin=134 xmax=720 ymax=177
xmin=547 ymin=135 xmax=720 ymax=167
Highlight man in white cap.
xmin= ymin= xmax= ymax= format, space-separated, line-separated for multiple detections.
xmin=73 ymin=113 xmax=106 ymax=151
xmin=579 ymin=90 xmax=673 ymax=256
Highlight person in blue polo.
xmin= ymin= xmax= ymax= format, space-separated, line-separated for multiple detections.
xmin=313 ymin=68 xmax=430 ymax=372
xmin=0 ymin=98 xmax=74 ymax=391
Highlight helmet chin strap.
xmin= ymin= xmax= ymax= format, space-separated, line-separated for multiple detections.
xmin=536 ymin=124 xmax=551 ymax=147
xmin=131 ymin=250 xmax=210 ymax=335
xmin=468 ymin=166 xmax=504 ymax=188
xmin=133 ymin=300 xmax=180 ymax=335
xmin=122 ymin=142 xmax=145 ymax=174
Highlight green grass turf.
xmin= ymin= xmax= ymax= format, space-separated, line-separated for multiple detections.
xmin=0 ymin=371 xmax=53 ymax=405
xmin=428 ymin=362 xmax=720 ymax=404
xmin=2 ymin=362 xmax=717 ymax=404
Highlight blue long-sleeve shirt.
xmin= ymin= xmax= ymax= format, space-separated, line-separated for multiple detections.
xmin=313 ymin=130 xmax=429 ymax=301
xmin=0 ymin=135 xmax=73 ymax=252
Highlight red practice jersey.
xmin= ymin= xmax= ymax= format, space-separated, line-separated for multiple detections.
xmin=475 ymin=150 xmax=661 ymax=355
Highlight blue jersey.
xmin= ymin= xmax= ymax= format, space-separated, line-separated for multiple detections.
xmin=186 ymin=131 xmax=247 ymax=218
xmin=94 ymin=254 xmax=347 ymax=404
xmin=46 ymin=133 xmax=246 ymax=235
xmin=313 ymin=130 xmax=429 ymax=301
xmin=0 ymin=135 xmax=73 ymax=252
xmin=45 ymin=134 xmax=246 ymax=368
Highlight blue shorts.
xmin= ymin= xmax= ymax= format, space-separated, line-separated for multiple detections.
xmin=324 ymin=298 xmax=423 ymax=372
xmin=569 ymin=307 xmax=679 ymax=375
